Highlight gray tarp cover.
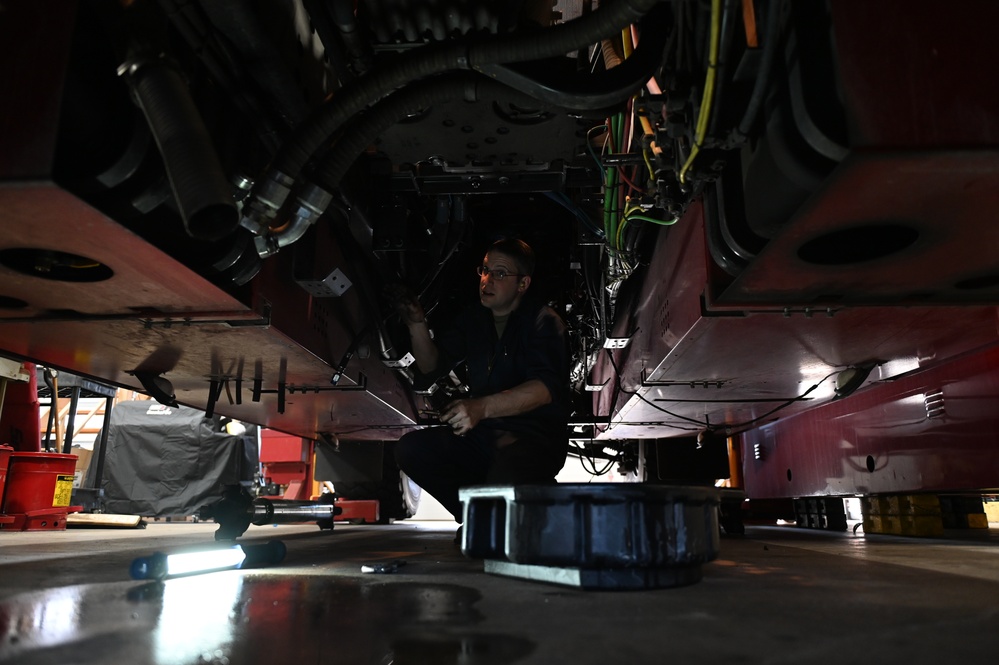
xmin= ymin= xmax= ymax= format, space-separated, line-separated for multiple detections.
xmin=92 ymin=400 xmax=247 ymax=516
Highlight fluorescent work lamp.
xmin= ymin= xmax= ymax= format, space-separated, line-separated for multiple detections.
xmin=130 ymin=540 xmax=287 ymax=580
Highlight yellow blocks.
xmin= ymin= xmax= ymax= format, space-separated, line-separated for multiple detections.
xmin=861 ymin=494 xmax=992 ymax=536
xmin=939 ymin=495 xmax=989 ymax=529
xmin=966 ymin=513 xmax=990 ymax=529
xmin=985 ymin=499 xmax=999 ymax=524
xmin=860 ymin=495 xmax=943 ymax=537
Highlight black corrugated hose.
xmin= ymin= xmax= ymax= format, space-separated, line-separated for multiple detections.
xmin=313 ymin=6 xmax=669 ymax=192
xmin=313 ymin=73 xmax=557 ymax=190
xmin=271 ymin=0 xmax=665 ymax=181
xmin=474 ymin=4 xmax=671 ymax=111
xmin=123 ymin=57 xmax=240 ymax=241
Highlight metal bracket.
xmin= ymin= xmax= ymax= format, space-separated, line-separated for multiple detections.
xmin=0 ymin=308 xmax=271 ymax=328
xmin=640 ymin=369 xmax=727 ymax=389
xmin=382 ymin=353 xmax=416 ymax=369
xmin=286 ymin=373 xmax=368 ymax=394
xmin=299 ymin=268 xmax=352 ymax=298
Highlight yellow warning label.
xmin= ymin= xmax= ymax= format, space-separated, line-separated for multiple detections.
xmin=53 ymin=475 xmax=74 ymax=507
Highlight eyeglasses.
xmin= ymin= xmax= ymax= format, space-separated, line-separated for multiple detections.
xmin=476 ymin=266 xmax=524 ymax=281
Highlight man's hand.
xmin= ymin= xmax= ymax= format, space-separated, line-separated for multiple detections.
xmin=385 ymin=283 xmax=439 ymax=373
xmin=439 ymin=380 xmax=551 ymax=436
xmin=384 ymin=283 xmax=425 ymax=326
xmin=441 ymin=398 xmax=485 ymax=436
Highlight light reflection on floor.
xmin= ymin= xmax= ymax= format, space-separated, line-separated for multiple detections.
xmin=0 ymin=570 xmax=533 ymax=665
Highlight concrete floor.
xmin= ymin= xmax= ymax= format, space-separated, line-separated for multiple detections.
xmin=1 ymin=519 xmax=998 ymax=664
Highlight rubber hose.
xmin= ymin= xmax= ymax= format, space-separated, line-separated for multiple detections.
xmin=200 ymin=0 xmax=309 ymax=127
xmin=157 ymin=0 xmax=280 ymax=153
xmin=331 ymin=0 xmax=373 ymax=75
xmin=314 ymin=73 xmax=562 ymax=189
xmin=126 ymin=59 xmax=239 ymax=241
xmin=473 ymin=6 xmax=670 ymax=111
xmin=303 ymin=0 xmax=352 ymax=84
xmin=734 ymin=0 xmax=782 ymax=141
xmin=601 ymin=39 xmax=624 ymax=69
xmin=467 ymin=0 xmax=656 ymax=65
xmin=273 ymin=0 xmax=663 ymax=179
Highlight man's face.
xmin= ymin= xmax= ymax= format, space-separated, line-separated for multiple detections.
xmin=479 ymin=250 xmax=530 ymax=316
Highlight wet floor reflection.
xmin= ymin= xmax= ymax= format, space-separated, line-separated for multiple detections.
xmin=0 ymin=574 xmax=534 ymax=664
xmin=390 ymin=635 xmax=534 ymax=665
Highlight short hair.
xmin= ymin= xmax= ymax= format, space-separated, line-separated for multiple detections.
xmin=488 ymin=238 xmax=535 ymax=276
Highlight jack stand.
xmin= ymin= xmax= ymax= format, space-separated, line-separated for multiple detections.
xmin=459 ymin=484 xmax=721 ymax=590
xmin=200 ymin=485 xmax=341 ymax=540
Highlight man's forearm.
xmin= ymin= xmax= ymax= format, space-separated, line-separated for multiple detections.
xmin=441 ymin=379 xmax=552 ymax=435
xmin=479 ymin=379 xmax=552 ymax=419
xmin=406 ymin=320 xmax=440 ymax=374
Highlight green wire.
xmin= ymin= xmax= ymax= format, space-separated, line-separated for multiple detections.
xmin=625 ymin=213 xmax=678 ymax=226
xmin=607 ymin=113 xmax=624 ymax=249
xmin=616 ymin=217 xmax=629 ymax=250
xmin=603 ymin=166 xmax=614 ymax=242
xmin=609 ymin=177 xmax=619 ymax=249
xmin=586 ymin=125 xmax=607 ymax=181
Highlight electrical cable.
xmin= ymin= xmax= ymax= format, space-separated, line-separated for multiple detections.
xmin=622 ymin=385 xmax=713 ymax=427
xmin=617 ymin=165 xmax=646 ymax=194
xmin=568 ymin=442 xmax=620 ymax=461
xmin=272 ymin=0 xmax=663 ymax=179
xmin=641 ymin=145 xmax=656 ymax=182
xmin=616 ymin=217 xmax=628 ymax=251
xmin=625 ymin=213 xmax=678 ymax=225
xmin=601 ymin=121 xmax=617 ymax=245
xmin=545 ymin=192 xmax=604 ymax=239
xmin=705 ymin=0 xmax=740 ymax=140
xmin=722 ymin=370 xmax=840 ymax=430
xmin=678 ymin=0 xmax=722 ymax=185
xmin=620 ymin=27 xmax=633 ymax=59
xmin=731 ymin=0 xmax=782 ymax=144
xmin=630 ymin=23 xmax=664 ymax=96
xmin=628 ymin=369 xmax=842 ymax=433
xmin=639 ymin=114 xmax=656 ymax=137
xmin=570 ymin=442 xmax=620 ymax=476
xmin=582 ymin=452 xmax=616 ymax=476
xmin=476 ymin=6 xmax=671 ymax=112
xmin=601 ymin=345 xmax=840 ymax=432
xmin=316 ymin=72 xmax=568 ymax=189
xmin=586 ymin=124 xmax=609 ymax=181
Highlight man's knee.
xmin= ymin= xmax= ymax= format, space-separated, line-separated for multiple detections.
xmin=393 ymin=433 xmax=420 ymax=472
xmin=487 ymin=438 xmax=566 ymax=484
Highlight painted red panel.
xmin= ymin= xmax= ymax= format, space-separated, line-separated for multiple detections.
xmin=259 ymin=431 xmax=308 ymax=463
xmin=716 ymin=152 xmax=999 ymax=306
xmin=831 ymin=0 xmax=999 ymax=147
xmin=739 ymin=343 xmax=999 ymax=498
xmin=0 ymin=1 xmax=76 ymax=179
xmin=589 ymin=202 xmax=999 ymax=439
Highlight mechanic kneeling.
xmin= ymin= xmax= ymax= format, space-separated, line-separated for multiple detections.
xmin=394 ymin=238 xmax=570 ymax=523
